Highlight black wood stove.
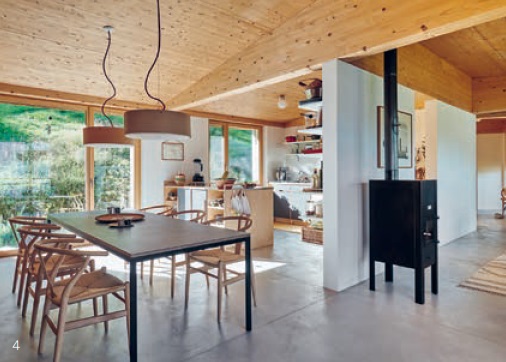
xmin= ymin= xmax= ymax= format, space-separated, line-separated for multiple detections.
xmin=369 ymin=180 xmax=439 ymax=304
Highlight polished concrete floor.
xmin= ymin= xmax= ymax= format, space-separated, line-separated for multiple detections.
xmin=1 ymin=216 xmax=506 ymax=362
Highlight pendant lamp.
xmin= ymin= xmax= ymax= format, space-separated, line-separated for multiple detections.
xmin=124 ymin=0 xmax=191 ymax=141
xmin=83 ymin=26 xmax=133 ymax=148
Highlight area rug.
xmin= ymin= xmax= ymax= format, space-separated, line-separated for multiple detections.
xmin=460 ymin=253 xmax=506 ymax=297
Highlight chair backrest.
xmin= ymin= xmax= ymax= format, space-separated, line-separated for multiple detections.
xmin=140 ymin=204 xmax=172 ymax=215
xmin=203 ymin=216 xmax=252 ymax=254
xmin=8 ymin=216 xmax=48 ymax=246
xmin=17 ymin=225 xmax=73 ymax=260
xmin=34 ymin=240 xmax=108 ymax=301
xmin=501 ymin=188 xmax=506 ymax=200
xmin=165 ymin=209 xmax=207 ymax=223
xmin=203 ymin=216 xmax=252 ymax=232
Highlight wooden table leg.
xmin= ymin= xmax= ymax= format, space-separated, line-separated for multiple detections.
xmin=129 ymin=261 xmax=138 ymax=362
xmin=245 ymin=237 xmax=252 ymax=331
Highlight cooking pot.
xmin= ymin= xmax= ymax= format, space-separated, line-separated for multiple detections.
xmin=285 ymin=136 xmax=297 ymax=143
xmin=299 ymin=78 xmax=323 ymax=100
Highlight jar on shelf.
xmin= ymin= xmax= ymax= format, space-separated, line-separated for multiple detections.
xmin=306 ymin=200 xmax=316 ymax=216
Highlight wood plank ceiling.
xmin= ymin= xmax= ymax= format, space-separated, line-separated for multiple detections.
xmin=0 ymin=0 xmax=506 ymax=125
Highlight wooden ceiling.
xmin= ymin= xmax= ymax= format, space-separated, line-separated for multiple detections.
xmin=1 ymin=1 xmax=506 ymax=125
xmin=422 ymin=17 xmax=506 ymax=78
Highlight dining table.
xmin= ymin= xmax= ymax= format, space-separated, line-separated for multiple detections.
xmin=48 ymin=211 xmax=252 ymax=362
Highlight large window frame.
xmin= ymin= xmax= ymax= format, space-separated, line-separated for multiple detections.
xmin=0 ymin=96 xmax=141 ymax=211
xmin=209 ymin=120 xmax=263 ymax=183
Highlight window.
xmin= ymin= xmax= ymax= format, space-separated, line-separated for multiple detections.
xmin=0 ymin=103 xmax=86 ymax=247
xmin=92 ymin=113 xmax=134 ymax=209
xmin=209 ymin=122 xmax=262 ymax=183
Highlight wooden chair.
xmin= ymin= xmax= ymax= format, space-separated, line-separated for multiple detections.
xmin=18 ymin=225 xmax=92 ymax=336
xmin=139 ymin=204 xmax=173 ymax=215
xmin=184 ymin=216 xmax=257 ymax=322
xmin=501 ymin=188 xmax=506 ymax=216
xmin=35 ymin=239 xmax=130 ymax=362
xmin=137 ymin=204 xmax=174 ymax=280
xmin=8 ymin=216 xmax=48 ymax=298
xmin=145 ymin=210 xmax=206 ymax=298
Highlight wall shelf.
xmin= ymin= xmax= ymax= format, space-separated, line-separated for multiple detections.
xmin=284 ymin=139 xmax=321 ymax=145
xmin=285 ymin=153 xmax=322 ymax=159
xmin=298 ymin=127 xmax=322 ymax=136
xmin=298 ymin=97 xmax=322 ymax=112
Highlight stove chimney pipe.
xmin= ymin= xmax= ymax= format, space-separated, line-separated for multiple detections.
xmin=384 ymin=49 xmax=399 ymax=180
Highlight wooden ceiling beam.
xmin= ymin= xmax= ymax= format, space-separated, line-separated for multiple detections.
xmin=349 ymin=44 xmax=473 ymax=112
xmin=0 ymin=82 xmax=156 ymax=111
xmin=477 ymin=118 xmax=506 ymax=134
xmin=184 ymin=110 xmax=284 ymax=128
xmin=473 ymin=76 xmax=506 ymax=114
xmin=168 ymin=0 xmax=506 ymax=110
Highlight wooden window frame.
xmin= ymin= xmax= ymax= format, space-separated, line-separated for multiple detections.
xmin=209 ymin=120 xmax=264 ymax=184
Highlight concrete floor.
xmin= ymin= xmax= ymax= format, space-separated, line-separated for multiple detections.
xmin=1 ymin=216 xmax=506 ymax=362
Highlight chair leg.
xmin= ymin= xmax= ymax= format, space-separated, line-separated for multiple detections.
xmin=17 ymin=257 xmax=28 ymax=307
xmin=149 ymin=260 xmax=154 ymax=286
xmin=171 ymin=257 xmax=176 ymax=298
xmin=184 ymin=256 xmax=190 ymax=310
xmin=53 ymin=303 xmax=68 ymax=362
xmin=12 ymin=254 xmax=21 ymax=294
xmin=224 ymin=268 xmax=228 ymax=295
xmin=93 ymin=298 xmax=98 ymax=318
xmin=38 ymin=296 xmax=52 ymax=355
xmin=102 ymin=295 xmax=109 ymax=333
xmin=217 ymin=263 xmax=224 ymax=322
xmin=30 ymin=276 xmax=44 ymax=336
xmin=124 ymin=284 xmax=131 ymax=348
xmin=21 ymin=275 xmax=32 ymax=318
xmin=251 ymin=263 xmax=257 ymax=307
xmin=140 ymin=262 xmax=144 ymax=280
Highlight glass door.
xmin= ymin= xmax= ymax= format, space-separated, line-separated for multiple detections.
xmin=92 ymin=113 xmax=134 ymax=210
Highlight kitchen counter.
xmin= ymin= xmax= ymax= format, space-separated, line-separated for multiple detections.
xmin=268 ymin=181 xmax=311 ymax=185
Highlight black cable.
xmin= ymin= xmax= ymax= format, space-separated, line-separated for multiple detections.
xmin=144 ymin=0 xmax=166 ymax=111
xmin=101 ymin=29 xmax=116 ymax=127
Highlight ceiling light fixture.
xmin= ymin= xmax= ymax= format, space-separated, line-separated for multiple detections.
xmin=83 ymin=26 xmax=133 ymax=148
xmin=278 ymin=94 xmax=287 ymax=109
xmin=124 ymin=0 xmax=191 ymax=141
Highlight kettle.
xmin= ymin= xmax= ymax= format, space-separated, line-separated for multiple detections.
xmin=275 ymin=167 xmax=287 ymax=181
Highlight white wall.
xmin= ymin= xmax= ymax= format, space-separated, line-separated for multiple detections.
xmin=323 ymin=60 xmax=415 ymax=292
xmin=140 ymin=117 xmax=209 ymax=206
xmin=263 ymin=126 xmax=286 ymax=184
xmin=425 ymin=101 xmax=477 ymax=244
xmin=477 ymin=133 xmax=504 ymax=213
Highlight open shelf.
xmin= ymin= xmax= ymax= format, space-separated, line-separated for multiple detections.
xmin=284 ymin=139 xmax=321 ymax=145
xmin=285 ymin=153 xmax=322 ymax=159
xmin=298 ymin=127 xmax=322 ymax=136
xmin=298 ymin=97 xmax=322 ymax=112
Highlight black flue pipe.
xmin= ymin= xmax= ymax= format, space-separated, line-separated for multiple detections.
xmin=384 ymin=49 xmax=399 ymax=181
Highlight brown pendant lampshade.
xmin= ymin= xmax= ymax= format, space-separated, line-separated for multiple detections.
xmin=123 ymin=0 xmax=191 ymax=142
xmin=83 ymin=126 xmax=133 ymax=147
xmin=124 ymin=109 xmax=191 ymax=141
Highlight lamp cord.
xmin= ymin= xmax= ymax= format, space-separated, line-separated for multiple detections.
xmin=144 ymin=0 xmax=166 ymax=111
xmin=101 ymin=29 xmax=116 ymax=127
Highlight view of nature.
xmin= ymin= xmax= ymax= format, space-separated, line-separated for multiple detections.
xmin=209 ymin=124 xmax=259 ymax=182
xmin=0 ymin=104 xmax=133 ymax=248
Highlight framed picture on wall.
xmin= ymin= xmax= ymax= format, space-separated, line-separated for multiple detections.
xmin=377 ymin=106 xmax=413 ymax=168
xmin=161 ymin=142 xmax=184 ymax=161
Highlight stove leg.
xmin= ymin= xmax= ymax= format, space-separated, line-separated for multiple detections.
xmin=385 ymin=263 xmax=393 ymax=282
xmin=369 ymin=259 xmax=375 ymax=291
xmin=415 ymin=267 xmax=425 ymax=304
xmin=431 ymin=260 xmax=438 ymax=295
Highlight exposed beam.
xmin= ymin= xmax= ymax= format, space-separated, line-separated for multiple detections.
xmin=0 ymin=82 xmax=155 ymax=111
xmin=477 ymin=111 xmax=506 ymax=119
xmin=169 ymin=0 xmax=506 ymax=110
xmin=350 ymin=44 xmax=472 ymax=112
xmin=477 ymin=118 xmax=506 ymax=134
xmin=284 ymin=118 xmax=305 ymax=128
xmin=473 ymin=76 xmax=506 ymax=114
xmin=184 ymin=110 xmax=285 ymax=128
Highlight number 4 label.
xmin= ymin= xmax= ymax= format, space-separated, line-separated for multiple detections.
xmin=13 ymin=340 xmax=20 ymax=350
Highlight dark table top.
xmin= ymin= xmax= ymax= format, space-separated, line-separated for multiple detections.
xmin=48 ymin=211 xmax=250 ymax=262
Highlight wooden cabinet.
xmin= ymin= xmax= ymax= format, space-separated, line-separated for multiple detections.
xmin=174 ymin=186 xmax=274 ymax=250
